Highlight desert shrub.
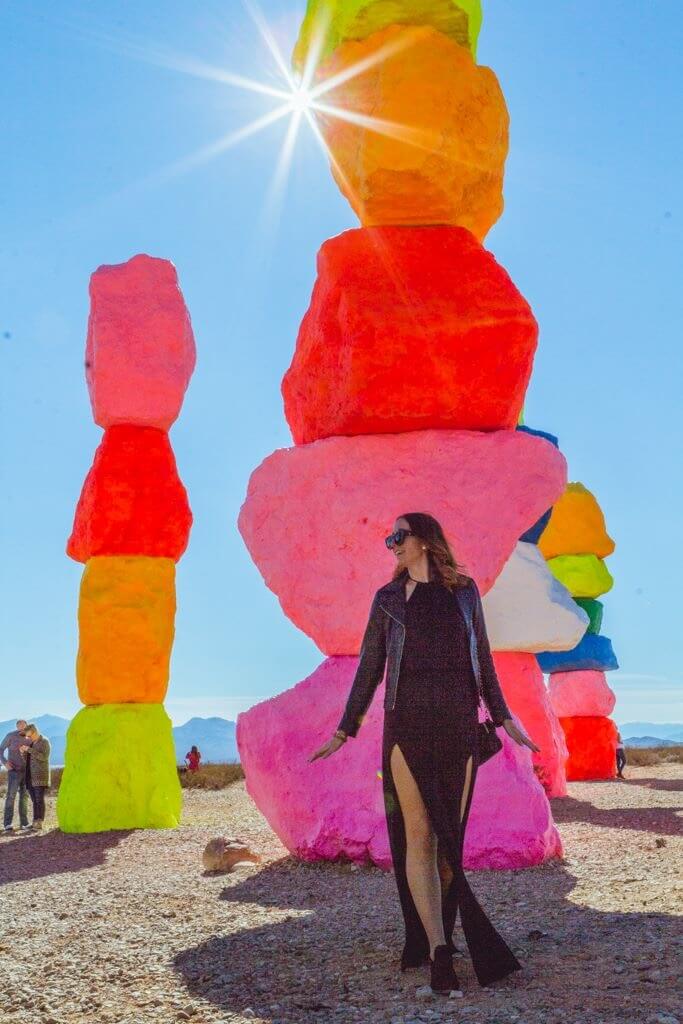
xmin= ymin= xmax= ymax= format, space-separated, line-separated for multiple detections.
xmin=625 ymin=745 xmax=683 ymax=766
xmin=0 ymin=763 xmax=244 ymax=796
xmin=178 ymin=763 xmax=244 ymax=789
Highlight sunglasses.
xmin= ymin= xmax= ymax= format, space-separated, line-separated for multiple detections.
xmin=385 ymin=528 xmax=414 ymax=549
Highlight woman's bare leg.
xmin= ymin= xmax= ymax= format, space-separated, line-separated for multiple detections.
xmin=390 ymin=745 xmax=445 ymax=958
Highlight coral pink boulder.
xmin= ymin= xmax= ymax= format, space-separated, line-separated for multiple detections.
xmin=86 ymin=254 xmax=196 ymax=430
xmin=548 ymin=670 xmax=616 ymax=718
xmin=67 ymin=426 xmax=192 ymax=563
xmin=559 ymin=715 xmax=618 ymax=781
xmin=237 ymin=656 xmax=563 ymax=871
xmin=492 ymin=653 xmax=568 ymax=798
xmin=238 ymin=429 xmax=566 ymax=654
xmin=283 ymin=227 xmax=537 ymax=444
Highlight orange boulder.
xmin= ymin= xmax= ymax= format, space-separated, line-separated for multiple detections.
xmin=314 ymin=25 xmax=508 ymax=236
xmin=539 ymin=482 xmax=615 ymax=559
xmin=559 ymin=715 xmax=618 ymax=781
xmin=68 ymin=425 xmax=192 ymax=563
xmin=283 ymin=226 xmax=537 ymax=442
xmin=77 ymin=556 xmax=176 ymax=705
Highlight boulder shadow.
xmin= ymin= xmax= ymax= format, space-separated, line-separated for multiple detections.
xmin=549 ymin=795 xmax=681 ymax=837
xmin=0 ymin=829 xmax=130 ymax=884
xmin=622 ymin=775 xmax=683 ymax=794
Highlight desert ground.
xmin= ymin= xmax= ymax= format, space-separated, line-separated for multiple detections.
xmin=1 ymin=766 xmax=681 ymax=1024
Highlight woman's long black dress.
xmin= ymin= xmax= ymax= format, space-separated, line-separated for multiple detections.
xmin=381 ymin=580 xmax=521 ymax=987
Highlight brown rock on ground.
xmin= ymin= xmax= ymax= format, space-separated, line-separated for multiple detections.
xmin=203 ymin=837 xmax=261 ymax=873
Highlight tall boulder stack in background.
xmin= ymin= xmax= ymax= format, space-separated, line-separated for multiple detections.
xmin=57 ymin=255 xmax=195 ymax=832
xmin=236 ymin=0 xmax=609 ymax=870
xmin=537 ymin=483 xmax=620 ymax=780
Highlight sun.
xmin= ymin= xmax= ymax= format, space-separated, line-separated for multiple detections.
xmin=288 ymin=86 xmax=314 ymax=115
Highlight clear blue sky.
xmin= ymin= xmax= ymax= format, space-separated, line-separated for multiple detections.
xmin=2 ymin=1 xmax=681 ymax=727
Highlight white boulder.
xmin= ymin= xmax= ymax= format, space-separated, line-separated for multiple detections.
xmin=483 ymin=542 xmax=589 ymax=652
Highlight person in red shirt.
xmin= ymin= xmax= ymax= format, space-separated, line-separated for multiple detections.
xmin=185 ymin=746 xmax=201 ymax=772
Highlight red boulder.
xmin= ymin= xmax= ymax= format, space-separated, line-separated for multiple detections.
xmin=67 ymin=426 xmax=192 ymax=562
xmin=558 ymin=715 xmax=618 ymax=781
xmin=282 ymin=226 xmax=537 ymax=444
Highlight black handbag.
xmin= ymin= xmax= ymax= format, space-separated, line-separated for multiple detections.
xmin=476 ymin=669 xmax=503 ymax=763
xmin=477 ymin=716 xmax=503 ymax=764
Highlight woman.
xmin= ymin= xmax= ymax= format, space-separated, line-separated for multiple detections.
xmin=22 ymin=723 xmax=51 ymax=831
xmin=311 ymin=513 xmax=540 ymax=995
xmin=185 ymin=746 xmax=201 ymax=772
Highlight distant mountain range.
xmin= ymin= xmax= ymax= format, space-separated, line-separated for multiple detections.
xmin=619 ymin=722 xmax=683 ymax=745
xmin=0 ymin=715 xmax=238 ymax=766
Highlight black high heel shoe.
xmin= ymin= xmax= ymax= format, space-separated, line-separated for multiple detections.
xmin=430 ymin=944 xmax=461 ymax=995
xmin=400 ymin=943 xmax=429 ymax=971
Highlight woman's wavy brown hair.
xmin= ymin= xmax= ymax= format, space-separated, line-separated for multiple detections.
xmin=391 ymin=512 xmax=469 ymax=590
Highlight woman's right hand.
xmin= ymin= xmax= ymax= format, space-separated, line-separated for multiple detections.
xmin=308 ymin=734 xmax=346 ymax=762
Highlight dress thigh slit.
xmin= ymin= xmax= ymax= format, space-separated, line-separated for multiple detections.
xmin=383 ymin=737 xmax=522 ymax=987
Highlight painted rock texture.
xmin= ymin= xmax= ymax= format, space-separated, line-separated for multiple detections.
xmin=539 ymin=482 xmax=615 ymax=559
xmin=86 ymin=254 xmax=196 ymax=430
xmin=239 ymin=429 xmax=567 ymax=654
xmin=574 ymin=598 xmax=603 ymax=634
xmin=547 ymin=554 xmax=614 ymax=599
xmin=67 ymin=425 xmax=192 ymax=563
xmin=548 ymin=670 xmax=616 ymax=718
xmin=293 ymin=0 xmax=482 ymax=73
xmin=237 ymin=656 xmax=562 ymax=870
xmin=283 ymin=227 xmax=538 ymax=442
xmin=482 ymin=542 xmax=588 ymax=652
xmin=57 ymin=704 xmax=182 ymax=832
xmin=558 ymin=715 xmax=618 ymax=781
xmin=537 ymin=633 xmax=619 ymax=674
xmin=493 ymin=653 xmax=568 ymax=798
xmin=315 ymin=26 xmax=508 ymax=237
xmin=77 ymin=557 xmax=176 ymax=705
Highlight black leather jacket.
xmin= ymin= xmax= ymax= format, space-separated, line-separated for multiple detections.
xmin=338 ymin=572 xmax=512 ymax=738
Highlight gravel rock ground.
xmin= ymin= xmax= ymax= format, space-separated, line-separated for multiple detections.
xmin=1 ymin=766 xmax=681 ymax=1024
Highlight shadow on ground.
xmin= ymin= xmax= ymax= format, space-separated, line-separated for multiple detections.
xmin=549 ymin=794 xmax=682 ymax=836
xmin=172 ymin=827 xmax=679 ymax=1021
xmin=0 ymin=829 xmax=130 ymax=884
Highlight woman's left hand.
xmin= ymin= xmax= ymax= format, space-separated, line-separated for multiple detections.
xmin=502 ymin=718 xmax=540 ymax=753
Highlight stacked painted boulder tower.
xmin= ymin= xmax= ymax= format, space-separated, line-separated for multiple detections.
xmin=537 ymin=483 xmax=619 ymax=780
xmin=57 ymin=254 xmax=195 ymax=832
xmin=236 ymin=0 xmax=607 ymax=867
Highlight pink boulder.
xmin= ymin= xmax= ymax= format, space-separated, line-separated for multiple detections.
xmin=238 ymin=430 xmax=566 ymax=654
xmin=493 ymin=652 xmax=568 ymax=798
xmin=237 ymin=656 xmax=563 ymax=871
xmin=86 ymin=254 xmax=196 ymax=429
xmin=548 ymin=670 xmax=616 ymax=718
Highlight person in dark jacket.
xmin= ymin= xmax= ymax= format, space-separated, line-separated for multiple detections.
xmin=22 ymin=724 xmax=51 ymax=831
xmin=1 ymin=719 xmax=31 ymax=833
xmin=310 ymin=513 xmax=540 ymax=995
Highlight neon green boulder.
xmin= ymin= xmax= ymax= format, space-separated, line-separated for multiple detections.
xmin=546 ymin=554 xmax=614 ymax=600
xmin=292 ymin=0 xmax=483 ymax=75
xmin=57 ymin=704 xmax=182 ymax=833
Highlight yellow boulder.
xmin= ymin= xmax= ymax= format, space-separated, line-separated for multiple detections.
xmin=547 ymin=555 xmax=614 ymax=599
xmin=539 ymin=482 xmax=615 ymax=559
xmin=293 ymin=0 xmax=482 ymax=74
xmin=77 ymin=556 xmax=176 ymax=705
xmin=57 ymin=704 xmax=181 ymax=832
xmin=313 ymin=25 xmax=508 ymax=237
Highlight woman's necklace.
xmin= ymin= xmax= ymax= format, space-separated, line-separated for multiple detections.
xmin=408 ymin=576 xmax=429 ymax=584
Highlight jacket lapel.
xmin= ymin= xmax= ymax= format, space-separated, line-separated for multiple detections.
xmin=378 ymin=575 xmax=407 ymax=627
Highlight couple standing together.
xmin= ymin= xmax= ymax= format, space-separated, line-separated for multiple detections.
xmin=1 ymin=719 xmax=51 ymax=833
xmin=311 ymin=512 xmax=540 ymax=996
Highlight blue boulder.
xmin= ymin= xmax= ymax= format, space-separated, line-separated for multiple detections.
xmin=519 ymin=508 xmax=552 ymax=544
xmin=537 ymin=634 xmax=619 ymax=673
xmin=516 ymin=425 xmax=559 ymax=448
